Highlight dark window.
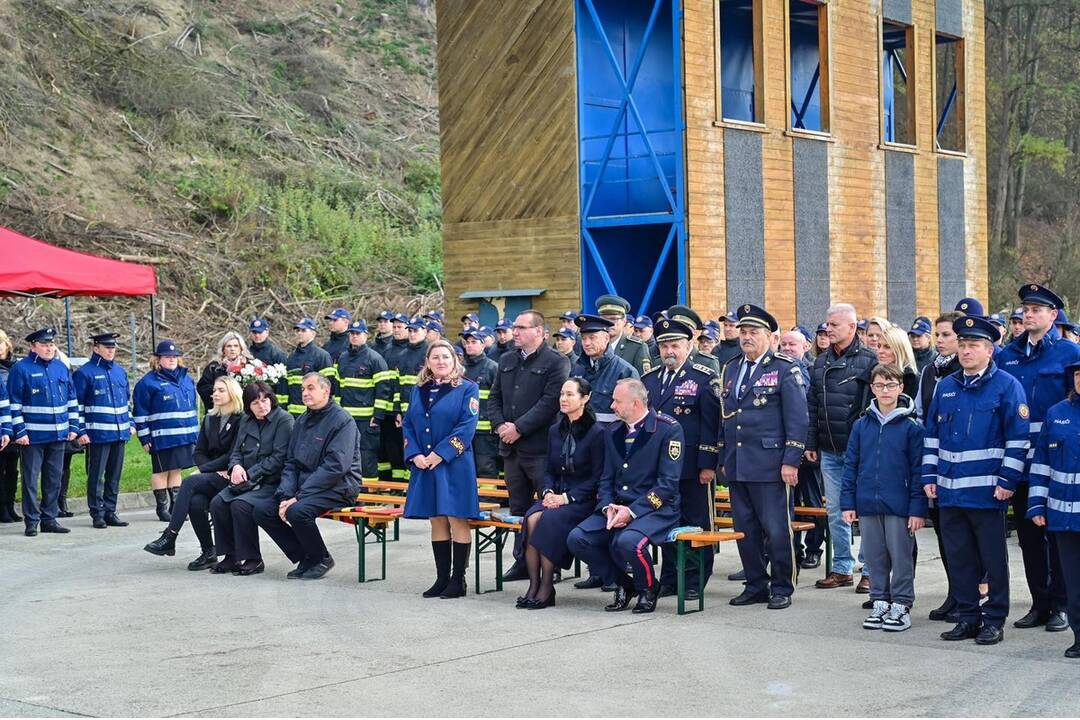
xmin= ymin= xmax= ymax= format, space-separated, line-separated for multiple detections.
xmin=717 ymin=0 xmax=762 ymax=123
xmin=788 ymin=0 xmax=829 ymax=133
xmin=882 ymin=21 xmax=915 ymax=145
xmin=935 ymin=34 xmax=965 ymax=152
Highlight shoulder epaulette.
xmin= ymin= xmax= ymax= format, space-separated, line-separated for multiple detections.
xmin=624 ymin=335 xmax=645 ymax=346
xmin=773 ymin=351 xmax=797 ymax=363
xmin=643 ymin=365 xmax=663 ymax=376
xmin=691 ymin=362 xmax=716 ymax=376
xmin=657 ymin=412 xmax=678 ymax=424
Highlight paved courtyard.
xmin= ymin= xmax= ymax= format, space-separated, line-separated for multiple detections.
xmin=0 ymin=509 xmax=1075 ymax=717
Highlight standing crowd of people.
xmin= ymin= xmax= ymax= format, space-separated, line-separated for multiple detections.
xmin=2 ymin=285 xmax=1080 ymax=658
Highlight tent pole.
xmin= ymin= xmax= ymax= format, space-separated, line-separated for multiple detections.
xmin=130 ymin=312 xmax=137 ymax=374
xmin=149 ymin=295 xmax=158 ymax=347
xmin=64 ymin=297 xmax=73 ymax=357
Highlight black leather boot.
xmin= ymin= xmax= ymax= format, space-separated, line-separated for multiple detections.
xmin=440 ymin=542 xmax=470 ymax=599
xmin=423 ymin=540 xmax=451 ymax=598
xmin=187 ymin=548 xmax=219 ymax=571
xmin=144 ymin=528 xmax=177 ymax=556
xmin=57 ymin=471 xmax=74 ymax=518
xmin=167 ymin=487 xmax=179 ymax=515
xmin=153 ymin=489 xmax=171 ymax=522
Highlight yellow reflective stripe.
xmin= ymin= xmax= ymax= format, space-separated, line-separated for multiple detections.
xmin=287 ymin=404 xmax=306 ymax=414
xmin=345 ymin=406 xmax=375 ymax=417
xmin=319 ymin=367 xmax=337 ymax=377
xmin=391 ymin=469 xmax=408 ymax=480
xmin=478 ymin=389 xmax=491 ymax=399
xmin=476 ymin=420 xmax=492 ymax=431
xmin=399 ymin=374 xmax=418 ymax=385
xmin=287 ymin=375 xmax=302 ymax=385
xmin=374 ymin=399 xmax=394 ymax=411
xmin=275 ymin=394 xmax=288 ymax=404
xmin=399 ymin=402 xmax=410 ymax=412
xmin=392 ymin=392 xmax=401 ymax=402
xmin=373 ymin=371 xmax=394 ymax=383
xmin=377 ymin=462 xmax=391 ymax=471
xmin=339 ymin=378 xmax=375 ymax=388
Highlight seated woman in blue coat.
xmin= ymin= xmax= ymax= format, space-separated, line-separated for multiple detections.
xmin=403 ymin=340 xmax=481 ymax=600
xmin=517 ymin=377 xmax=604 ymax=610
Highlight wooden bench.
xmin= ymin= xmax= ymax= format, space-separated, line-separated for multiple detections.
xmin=364 ymin=478 xmax=510 ymax=500
xmin=714 ymin=500 xmax=833 ymax=577
xmin=673 ymin=529 xmax=745 ymax=615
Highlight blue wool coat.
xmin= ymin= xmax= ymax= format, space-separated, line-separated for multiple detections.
xmin=403 ymin=379 xmax=481 ymax=519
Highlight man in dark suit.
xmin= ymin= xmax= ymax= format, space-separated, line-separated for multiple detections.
xmin=642 ymin=317 xmax=720 ymax=601
xmin=488 ymin=310 xmax=570 ymax=581
xmin=567 ymin=378 xmax=684 ymax=614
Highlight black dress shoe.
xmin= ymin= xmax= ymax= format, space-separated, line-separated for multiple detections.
xmin=684 ymin=587 xmax=700 ymax=602
xmin=940 ymin=621 xmax=980 ymax=641
xmin=861 ymin=599 xmax=874 ymax=610
xmin=212 ymin=558 xmax=239 ymax=574
xmin=41 ymin=521 xmax=70 ymax=534
xmin=605 ymin=585 xmax=637 ymax=612
xmin=929 ymin=599 xmax=958 ymax=621
xmin=515 ymin=595 xmax=533 ymax=609
xmin=24 ymin=523 xmax=38 ymax=537
xmin=601 ymin=583 xmax=618 ymax=592
xmin=768 ymin=594 xmax=792 ymax=610
xmin=104 ymin=513 xmax=128 ymax=527
xmin=1065 ymin=641 xmax=1080 ymax=659
xmin=657 ymin=585 xmax=677 ymax=598
xmin=975 ymin=625 xmax=1004 ymax=645
xmin=234 ymin=560 xmax=265 ymax=576
xmin=632 ymin=585 xmax=660 ymax=614
xmin=92 ymin=517 xmax=107 ymax=529
xmin=1046 ymin=611 xmax=1069 ymax=632
xmin=144 ymin=529 xmax=177 ymax=556
xmin=729 ymin=589 xmax=770 ymax=606
xmin=1013 ymin=608 xmax=1050 ymax=629
xmin=527 ymin=590 xmax=556 ymax=610
xmin=301 ymin=556 xmax=335 ymax=580
xmin=800 ymin=552 xmax=821 ymax=569
xmin=287 ymin=558 xmax=317 ymax=579
xmin=186 ymin=549 xmax=219 ymax=571
xmin=727 ymin=569 xmax=746 ymax=582
xmin=502 ymin=561 xmax=528 ymax=583
xmin=574 ymin=575 xmax=604 ymax=590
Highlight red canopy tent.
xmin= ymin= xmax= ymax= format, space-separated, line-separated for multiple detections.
xmin=0 ymin=225 xmax=159 ymax=354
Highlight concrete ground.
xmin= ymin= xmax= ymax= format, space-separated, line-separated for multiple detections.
xmin=0 ymin=510 xmax=1076 ymax=717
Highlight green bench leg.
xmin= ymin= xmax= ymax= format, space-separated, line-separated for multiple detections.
xmin=354 ymin=519 xmax=389 ymax=583
xmin=472 ymin=526 xmax=506 ymax=594
xmin=573 ymin=556 xmax=582 ymax=579
xmin=355 ymin=522 xmax=365 ymax=583
xmin=676 ymin=541 xmax=706 ymax=615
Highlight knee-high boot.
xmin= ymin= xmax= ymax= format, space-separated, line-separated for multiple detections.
xmin=153 ymin=488 xmax=171 ymax=522
xmin=422 ymin=540 xmax=451 ymax=598
xmin=440 ymin=541 xmax=470 ymax=599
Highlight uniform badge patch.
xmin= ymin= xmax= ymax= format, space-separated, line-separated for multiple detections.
xmin=1019 ymin=403 xmax=1030 ymax=420
xmin=469 ymin=397 xmax=479 ymax=416
xmin=647 ymin=491 xmax=663 ymax=509
xmin=668 ymin=440 xmax=681 ymax=461
xmin=450 ymin=436 xmax=465 ymax=455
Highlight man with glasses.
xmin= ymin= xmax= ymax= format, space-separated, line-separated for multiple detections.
xmin=489 ymin=310 xmax=570 ymax=582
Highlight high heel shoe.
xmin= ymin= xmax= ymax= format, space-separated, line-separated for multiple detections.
xmin=527 ymin=590 xmax=556 ymax=610
xmin=516 ymin=595 xmax=534 ymax=609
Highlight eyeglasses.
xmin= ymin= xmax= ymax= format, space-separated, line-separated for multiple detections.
xmin=511 ymin=324 xmax=539 ymax=331
xmin=870 ymin=382 xmax=901 ymax=391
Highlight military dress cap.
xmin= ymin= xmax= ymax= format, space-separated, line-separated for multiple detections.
xmin=1009 ymin=307 xmax=1024 ymax=321
xmin=908 ymin=319 xmax=932 ymax=336
xmin=953 ymin=315 xmax=1000 ymax=343
xmin=348 ymin=320 xmax=368 ymax=334
xmin=666 ymin=304 xmax=704 ymax=331
xmin=792 ymin=324 xmax=814 ymax=343
xmin=575 ymin=313 xmax=614 ymax=334
xmin=293 ymin=318 xmax=317 ymax=331
xmin=249 ymin=318 xmax=270 ymax=332
xmin=595 ymin=294 xmax=631 ymax=316
xmin=560 ymin=310 xmax=578 ymax=322
xmin=954 ymin=297 xmax=985 ymax=316
xmin=632 ymin=315 xmax=653 ymax=330
xmin=495 ymin=318 xmax=513 ymax=331
xmin=736 ymin=303 xmax=779 ymax=332
xmin=426 ymin=319 xmax=445 ymax=334
xmin=91 ymin=332 xmax=119 ymax=347
xmin=153 ymin=339 xmax=183 ymax=357
xmin=1018 ymin=283 xmax=1065 ymax=309
xmin=378 ymin=310 xmax=396 ymax=321
xmin=25 ymin=327 xmax=57 ymax=343
xmin=653 ymin=316 xmax=694 ymax=342
xmin=554 ymin=327 xmax=578 ymax=340
xmin=325 ymin=308 xmax=352 ymax=321
xmin=987 ymin=313 xmax=1006 ymax=328
xmin=460 ymin=312 xmax=479 ymax=324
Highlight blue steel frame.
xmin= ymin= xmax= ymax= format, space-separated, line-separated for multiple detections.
xmin=935 ymin=34 xmax=960 ymax=147
xmin=576 ymin=0 xmax=687 ymax=317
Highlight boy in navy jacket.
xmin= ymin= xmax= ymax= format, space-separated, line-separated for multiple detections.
xmin=841 ymin=364 xmax=927 ymax=632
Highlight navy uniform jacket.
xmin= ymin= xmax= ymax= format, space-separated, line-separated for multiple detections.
xmin=276 ymin=400 xmax=362 ymax=501
xmin=322 ymin=331 xmax=350 ymax=363
xmin=717 ymin=351 xmax=808 ymax=483
xmin=1028 ymin=396 xmax=1080 ymax=531
xmin=641 ymin=360 xmax=720 ymax=480
xmin=576 ymin=409 xmax=684 ymax=544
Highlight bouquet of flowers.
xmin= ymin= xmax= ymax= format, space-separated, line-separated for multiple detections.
xmin=228 ymin=358 xmax=287 ymax=387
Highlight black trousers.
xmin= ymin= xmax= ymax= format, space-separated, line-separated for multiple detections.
xmin=473 ymin=433 xmax=499 ymax=480
xmin=0 ymin=448 xmax=20 ymax=505
xmin=660 ymin=476 xmax=715 ymax=590
xmin=793 ymin=462 xmax=825 ymax=559
xmin=927 ymin=503 xmax=960 ymax=605
xmin=731 ymin=481 xmax=796 ymax=598
xmin=1053 ymin=531 xmax=1080 ymax=638
xmin=380 ymin=421 xmax=405 ymax=480
xmin=85 ymin=441 xmax=125 ymax=518
xmin=939 ymin=506 xmax=1009 ymax=628
xmin=504 ymin=451 xmax=548 ymax=562
xmin=568 ymin=524 xmax=657 ymax=591
xmin=19 ymin=442 xmax=65 ymax=524
xmin=210 ymin=494 xmax=262 ymax=561
xmin=253 ymin=490 xmax=348 ymax=564
xmin=168 ymin=472 xmax=229 ymax=550
xmin=358 ymin=423 xmax=380 ymax=482
xmin=1011 ymin=484 xmax=1067 ymax=612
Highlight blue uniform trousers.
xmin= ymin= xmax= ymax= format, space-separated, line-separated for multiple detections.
xmin=1053 ymin=531 xmax=1080 ymax=638
xmin=793 ymin=462 xmax=825 ymax=560
xmin=1010 ymin=484 xmax=1067 ymax=613
xmin=731 ymin=481 xmax=796 ymax=597
xmin=939 ymin=506 xmax=1009 ymax=628
xmin=86 ymin=441 xmax=125 ymax=519
xmin=20 ymin=442 xmax=65 ymax=524
xmin=568 ymin=524 xmax=657 ymax=592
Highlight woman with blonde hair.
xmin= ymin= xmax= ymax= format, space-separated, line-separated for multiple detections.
xmin=144 ymin=375 xmax=244 ymax=569
xmin=402 ymin=340 xmax=481 ymax=599
xmin=196 ymin=331 xmax=252 ymax=410
xmin=864 ymin=317 xmax=893 ymax=352
xmin=0 ymin=329 xmax=19 ymax=522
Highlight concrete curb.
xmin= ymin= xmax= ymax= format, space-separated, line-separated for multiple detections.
xmin=66 ymin=491 xmax=157 ymax=516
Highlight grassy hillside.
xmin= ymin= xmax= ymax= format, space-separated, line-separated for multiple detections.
xmin=0 ymin=0 xmax=442 ymax=365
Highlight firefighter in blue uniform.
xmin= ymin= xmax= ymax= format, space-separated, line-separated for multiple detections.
xmin=718 ymin=305 xmax=808 ymax=610
xmin=567 ymin=378 xmax=684 ymax=614
xmin=322 ymin=308 xmax=352 ymax=363
xmin=73 ymin=332 xmax=133 ymax=528
xmin=997 ymin=284 xmax=1080 ymax=632
xmin=572 ymin=314 xmax=638 ymax=425
xmin=923 ymin=314 xmax=1030 ymax=645
xmin=643 ymin=317 xmax=720 ymax=601
xmin=460 ymin=327 xmax=499 ymax=479
xmin=285 ymin=318 xmax=336 ymax=418
xmin=371 ymin=310 xmax=396 ymax=359
xmin=248 ymin=319 xmax=288 ymax=405
xmin=337 ymin=320 xmax=392 ymax=485
xmin=1028 ymin=361 xmax=1080 ymax=658
xmin=387 ymin=317 xmax=429 ymax=480
xmin=7 ymin=328 xmax=82 ymax=536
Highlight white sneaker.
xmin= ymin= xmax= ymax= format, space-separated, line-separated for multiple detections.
xmin=863 ymin=600 xmax=890 ymax=630
xmin=882 ymin=602 xmax=912 ymax=632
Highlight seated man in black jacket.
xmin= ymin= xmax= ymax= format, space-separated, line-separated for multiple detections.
xmin=254 ymin=372 xmax=362 ymax=580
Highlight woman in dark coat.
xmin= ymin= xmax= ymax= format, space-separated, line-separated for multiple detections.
xmin=517 ymin=377 xmax=605 ymax=610
xmin=403 ymin=340 xmax=481 ymax=600
xmin=196 ymin=331 xmax=252 ymax=410
xmin=144 ymin=375 xmax=243 ymax=569
xmin=209 ymin=381 xmax=294 ymax=576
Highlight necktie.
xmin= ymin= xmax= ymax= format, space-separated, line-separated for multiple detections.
xmin=738 ymin=360 xmax=753 ymax=399
xmin=662 ymin=370 xmax=672 ymax=393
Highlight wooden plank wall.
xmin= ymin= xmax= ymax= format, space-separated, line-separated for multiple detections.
xmin=682 ymin=0 xmax=988 ymax=328
xmin=435 ymin=0 xmax=580 ymax=327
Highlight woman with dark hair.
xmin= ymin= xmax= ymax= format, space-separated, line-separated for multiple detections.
xmin=516 ymin=377 xmax=605 ymax=609
xmin=208 ymin=381 xmax=294 ymax=575
xmin=403 ymin=340 xmax=481 ymax=599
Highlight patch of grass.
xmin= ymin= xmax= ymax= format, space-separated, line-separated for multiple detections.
xmin=16 ymin=436 xmax=155 ymax=500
